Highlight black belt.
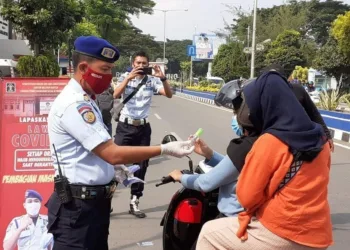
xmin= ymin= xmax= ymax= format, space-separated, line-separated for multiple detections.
xmin=69 ymin=181 xmax=117 ymax=200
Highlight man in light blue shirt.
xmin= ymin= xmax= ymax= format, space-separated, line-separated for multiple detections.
xmin=113 ymin=51 xmax=173 ymax=218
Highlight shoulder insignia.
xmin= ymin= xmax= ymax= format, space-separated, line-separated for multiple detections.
xmin=83 ymin=94 xmax=90 ymax=102
xmin=77 ymin=103 xmax=92 ymax=113
xmin=83 ymin=110 xmax=96 ymax=124
xmin=77 ymin=103 xmax=96 ymax=124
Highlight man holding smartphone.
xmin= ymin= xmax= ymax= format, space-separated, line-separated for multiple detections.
xmin=113 ymin=51 xmax=173 ymax=218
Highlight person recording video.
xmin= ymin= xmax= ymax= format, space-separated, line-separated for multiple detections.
xmin=113 ymin=51 xmax=173 ymax=218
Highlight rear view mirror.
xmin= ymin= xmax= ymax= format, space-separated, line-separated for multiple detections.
xmin=161 ymin=134 xmax=177 ymax=144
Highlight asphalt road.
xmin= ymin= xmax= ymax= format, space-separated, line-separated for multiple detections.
xmin=108 ymin=95 xmax=350 ymax=250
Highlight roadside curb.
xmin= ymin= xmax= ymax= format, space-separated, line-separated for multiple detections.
xmin=174 ymin=91 xmax=350 ymax=146
xmin=175 ymin=92 xmax=215 ymax=105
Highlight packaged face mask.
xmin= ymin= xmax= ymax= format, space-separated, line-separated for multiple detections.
xmin=114 ymin=165 xmax=146 ymax=187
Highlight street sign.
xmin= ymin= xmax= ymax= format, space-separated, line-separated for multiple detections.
xmin=187 ymin=45 xmax=196 ymax=57
xmin=243 ymin=47 xmax=252 ymax=54
xmin=243 ymin=44 xmax=265 ymax=54
xmin=163 ymin=58 xmax=169 ymax=64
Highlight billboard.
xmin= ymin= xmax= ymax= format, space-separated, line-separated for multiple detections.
xmin=193 ymin=34 xmax=226 ymax=61
xmin=0 ymin=77 xmax=68 ymax=249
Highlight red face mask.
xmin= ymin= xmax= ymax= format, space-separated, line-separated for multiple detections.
xmin=82 ymin=67 xmax=112 ymax=95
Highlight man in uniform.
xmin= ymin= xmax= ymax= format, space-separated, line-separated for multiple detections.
xmin=46 ymin=36 xmax=194 ymax=250
xmin=3 ymin=190 xmax=53 ymax=250
xmin=113 ymin=51 xmax=173 ymax=218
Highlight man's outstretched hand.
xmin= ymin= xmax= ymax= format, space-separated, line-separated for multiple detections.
xmin=161 ymin=140 xmax=195 ymax=158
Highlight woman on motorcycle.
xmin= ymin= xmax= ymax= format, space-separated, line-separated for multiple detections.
xmin=168 ymin=79 xmax=259 ymax=218
xmin=196 ymin=71 xmax=333 ymax=249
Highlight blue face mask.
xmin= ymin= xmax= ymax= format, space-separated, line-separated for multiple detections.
xmin=231 ymin=116 xmax=243 ymax=137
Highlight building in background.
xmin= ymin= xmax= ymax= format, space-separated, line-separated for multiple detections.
xmin=0 ymin=13 xmax=9 ymax=39
xmin=308 ymin=68 xmax=338 ymax=91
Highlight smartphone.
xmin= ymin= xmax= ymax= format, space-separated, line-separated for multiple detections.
xmin=141 ymin=67 xmax=153 ymax=75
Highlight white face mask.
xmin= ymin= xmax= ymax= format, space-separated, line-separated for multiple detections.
xmin=25 ymin=202 xmax=41 ymax=216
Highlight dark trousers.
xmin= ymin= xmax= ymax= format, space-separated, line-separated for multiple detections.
xmin=45 ymin=192 xmax=111 ymax=250
xmin=114 ymin=122 xmax=152 ymax=198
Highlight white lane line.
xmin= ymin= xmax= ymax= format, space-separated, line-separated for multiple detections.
xmin=334 ymin=142 xmax=350 ymax=150
xmin=170 ymin=132 xmax=183 ymax=141
xmin=174 ymin=95 xmax=231 ymax=113
xmin=154 ymin=113 xmax=162 ymax=120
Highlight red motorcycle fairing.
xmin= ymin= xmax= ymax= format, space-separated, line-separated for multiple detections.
xmin=174 ymin=198 xmax=203 ymax=224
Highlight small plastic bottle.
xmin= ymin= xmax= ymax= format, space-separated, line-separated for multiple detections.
xmin=189 ymin=128 xmax=204 ymax=146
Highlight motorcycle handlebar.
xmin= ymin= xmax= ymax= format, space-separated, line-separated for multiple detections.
xmin=155 ymin=170 xmax=192 ymax=187
xmin=155 ymin=176 xmax=174 ymax=187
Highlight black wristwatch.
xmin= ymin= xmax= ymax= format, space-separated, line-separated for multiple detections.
xmin=160 ymin=76 xmax=167 ymax=82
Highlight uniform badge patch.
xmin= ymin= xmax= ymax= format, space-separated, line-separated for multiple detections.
xmin=101 ymin=47 xmax=116 ymax=59
xmin=83 ymin=111 xmax=96 ymax=124
xmin=77 ymin=103 xmax=95 ymax=124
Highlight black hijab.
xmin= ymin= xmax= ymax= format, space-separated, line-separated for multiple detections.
xmin=241 ymin=71 xmax=326 ymax=157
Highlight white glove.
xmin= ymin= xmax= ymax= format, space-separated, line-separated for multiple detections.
xmin=161 ymin=140 xmax=195 ymax=158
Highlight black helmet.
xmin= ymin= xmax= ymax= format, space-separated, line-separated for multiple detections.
xmin=214 ymin=78 xmax=255 ymax=112
xmin=161 ymin=134 xmax=177 ymax=144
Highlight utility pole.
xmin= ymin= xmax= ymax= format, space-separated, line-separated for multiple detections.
xmin=190 ymin=25 xmax=197 ymax=87
xmin=250 ymin=0 xmax=258 ymax=78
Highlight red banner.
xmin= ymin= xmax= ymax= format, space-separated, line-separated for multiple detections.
xmin=0 ymin=78 xmax=68 ymax=249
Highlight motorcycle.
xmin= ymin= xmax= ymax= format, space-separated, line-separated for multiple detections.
xmin=156 ymin=135 xmax=220 ymax=250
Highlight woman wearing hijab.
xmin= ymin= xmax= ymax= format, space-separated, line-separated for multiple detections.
xmin=196 ymin=71 xmax=333 ymax=250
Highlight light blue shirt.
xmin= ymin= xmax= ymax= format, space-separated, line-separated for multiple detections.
xmin=117 ymin=73 xmax=164 ymax=119
xmin=48 ymin=79 xmax=115 ymax=185
xmin=181 ymin=152 xmax=243 ymax=217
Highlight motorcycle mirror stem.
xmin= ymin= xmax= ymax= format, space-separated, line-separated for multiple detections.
xmin=186 ymin=156 xmax=194 ymax=173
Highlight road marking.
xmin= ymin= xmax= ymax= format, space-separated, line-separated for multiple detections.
xmin=334 ymin=142 xmax=350 ymax=150
xmin=321 ymin=114 xmax=350 ymax=122
xmin=174 ymin=95 xmax=231 ymax=113
xmin=154 ymin=113 xmax=162 ymax=120
xmin=170 ymin=132 xmax=183 ymax=141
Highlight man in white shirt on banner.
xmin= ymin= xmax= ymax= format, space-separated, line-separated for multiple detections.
xmin=3 ymin=190 xmax=53 ymax=250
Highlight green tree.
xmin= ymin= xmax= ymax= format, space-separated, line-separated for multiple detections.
xmin=265 ymin=30 xmax=306 ymax=77
xmin=17 ymin=55 xmax=60 ymax=77
xmin=313 ymin=38 xmax=350 ymax=90
xmin=61 ymin=19 xmax=100 ymax=56
xmin=1 ymin=0 xmax=84 ymax=55
xmin=225 ymin=1 xmax=308 ymax=44
xmin=114 ymin=56 xmax=131 ymax=72
xmin=85 ymin=0 xmax=155 ymax=41
xmin=180 ymin=61 xmax=191 ymax=81
xmin=212 ymin=42 xmax=249 ymax=82
xmin=300 ymin=39 xmax=318 ymax=67
xmin=331 ymin=11 xmax=350 ymax=56
xmin=156 ymin=39 xmax=193 ymax=74
xmin=116 ymin=28 xmax=161 ymax=60
xmin=292 ymin=66 xmax=309 ymax=83
xmin=193 ymin=62 xmax=209 ymax=77
xmin=306 ymin=0 xmax=350 ymax=45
